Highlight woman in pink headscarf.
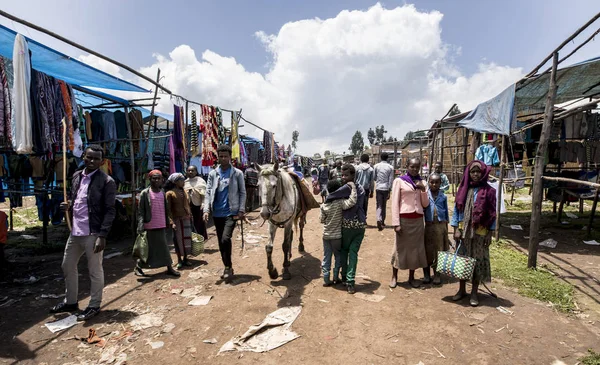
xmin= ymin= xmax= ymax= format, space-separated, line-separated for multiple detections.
xmin=450 ymin=160 xmax=496 ymax=307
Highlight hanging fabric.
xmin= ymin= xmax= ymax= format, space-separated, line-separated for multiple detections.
xmin=231 ymin=111 xmax=240 ymax=161
xmin=0 ymin=57 xmax=12 ymax=147
xmin=201 ymin=105 xmax=217 ymax=167
xmin=12 ymin=34 xmax=33 ymax=154
xmin=262 ymin=131 xmax=272 ymax=164
xmin=190 ymin=109 xmax=199 ymax=157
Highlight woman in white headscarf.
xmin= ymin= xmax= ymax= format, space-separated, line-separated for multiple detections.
xmin=165 ymin=173 xmax=193 ymax=269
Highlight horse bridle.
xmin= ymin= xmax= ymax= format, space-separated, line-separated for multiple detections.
xmin=261 ymin=170 xmax=296 ymax=228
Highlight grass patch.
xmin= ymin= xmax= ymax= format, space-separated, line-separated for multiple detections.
xmin=580 ymin=349 xmax=600 ymax=365
xmin=490 ymin=240 xmax=575 ymax=313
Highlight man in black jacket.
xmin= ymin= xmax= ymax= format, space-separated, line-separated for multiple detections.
xmin=50 ymin=145 xmax=116 ymax=321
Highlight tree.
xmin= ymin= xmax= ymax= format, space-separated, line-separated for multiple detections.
xmin=349 ymin=131 xmax=365 ymax=156
xmin=375 ymin=125 xmax=388 ymax=145
xmin=449 ymin=105 xmax=461 ymax=116
xmin=367 ymin=128 xmax=376 ymax=145
xmin=403 ymin=131 xmax=415 ymax=141
xmin=291 ymin=130 xmax=299 ymax=150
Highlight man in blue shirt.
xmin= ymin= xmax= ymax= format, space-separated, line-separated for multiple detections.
xmin=204 ymin=145 xmax=246 ymax=281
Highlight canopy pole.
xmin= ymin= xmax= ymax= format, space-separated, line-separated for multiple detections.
xmin=0 ymin=9 xmax=172 ymax=94
xmin=124 ymin=106 xmax=137 ymax=236
xmin=528 ymin=52 xmax=559 ymax=269
xmin=141 ymin=69 xmax=161 ymax=166
xmin=522 ymin=12 xmax=600 ymax=78
xmin=495 ymin=135 xmax=506 ymax=242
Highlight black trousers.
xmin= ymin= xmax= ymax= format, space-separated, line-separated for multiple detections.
xmin=213 ymin=216 xmax=236 ymax=268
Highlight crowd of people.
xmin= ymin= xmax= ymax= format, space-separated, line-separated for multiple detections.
xmin=47 ymin=145 xmax=496 ymax=322
xmin=317 ymin=154 xmax=497 ymax=307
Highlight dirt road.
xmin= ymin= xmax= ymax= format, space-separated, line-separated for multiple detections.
xmin=1 ymin=197 xmax=599 ymax=365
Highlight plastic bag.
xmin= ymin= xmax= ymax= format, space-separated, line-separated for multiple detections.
xmin=132 ymin=232 xmax=149 ymax=263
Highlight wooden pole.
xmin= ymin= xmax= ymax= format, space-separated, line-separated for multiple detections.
xmin=124 ymin=107 xmax=136 ymax=236
xmin=62 ymin=118 xmax=72 ymax=231
xmin=440 ymin=128 xmax=445 ymax=171
xmin=393 ymin=140 xmax=398 ymax=172
xmin=588 ymin=189 xmax=599 ymax=237
xmin=419 ymin=137 xmax=423 ymax=175
xmin=495 ymin=135 xmax=506 ymax=241
xmin=528 ymin=52 xmax=559 ymax=269
xmin=0 ymin=9 xmax=172 ymax=94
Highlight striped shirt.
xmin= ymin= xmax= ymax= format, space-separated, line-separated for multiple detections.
xmin=319 ymin=184 xmax=358 ymax=239
xmin=145 ymin=190 xmax=167 ymax=229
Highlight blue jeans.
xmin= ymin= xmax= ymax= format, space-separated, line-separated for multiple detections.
xmin=322 ymin=238 xmax=342 ymax=283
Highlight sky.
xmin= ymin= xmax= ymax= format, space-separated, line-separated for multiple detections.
xmin=1 ymin=0 xmax=599 ymax=156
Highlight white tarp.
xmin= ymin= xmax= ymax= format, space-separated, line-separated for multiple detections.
xmin=219 ymin=306 xmax=301 ymax=353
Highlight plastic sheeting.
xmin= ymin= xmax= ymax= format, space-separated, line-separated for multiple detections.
xmin=458 ymin=85 xmax=515 ymax=136
xmin=0 ymin=24 xmax=147 ymax=92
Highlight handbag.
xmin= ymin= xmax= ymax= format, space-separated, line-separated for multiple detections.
xmin=132 ymin=232 xmax=149 ymax=264
xmin=436 ymin=243 xmax=476 ymax=281
xmin=190 ymin=232 xmax=205 ymax=257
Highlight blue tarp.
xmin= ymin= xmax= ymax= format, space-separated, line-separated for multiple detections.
xmin=0 ymin=24 xmax=148 ymax=92
xmin=458 ymin=85 xmax=515 ymax=135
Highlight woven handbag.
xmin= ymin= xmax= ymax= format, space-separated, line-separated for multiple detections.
xmin=436 ymin=243 xmax=476 ymax=281
xmin=190 ymin=233 xmax=205 ymax=257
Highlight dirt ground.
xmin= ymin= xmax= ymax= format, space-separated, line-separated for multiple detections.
xmin=1 ymin=195 xmax=600 ymax=365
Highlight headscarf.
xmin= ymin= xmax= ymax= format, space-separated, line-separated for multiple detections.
xmin=455 ymin=160 xmax=496 ymax=228
xmin=148 ymin=169 xmax=162 ymax=178
xmin=168 ymin=172 xmax=185 ymax=183
xmin=399 ymin=171 xmax=422 ymax=189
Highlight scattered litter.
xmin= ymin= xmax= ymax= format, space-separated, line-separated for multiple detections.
xmin=181 ymin=286 xmax=203 ymax=298
xmin=434 ymin=346 xmax=446 ymax=359
xmin=539 ymin=239 xmax=558 ymax=249
xmin=104 ymin=283 xmax=120 ymax=290
xmin=0 ymin=298 xmax=20 ymax=308
xmin=104 ymin=252 xmax=122 ymax=259
xmin=129 ymin=313 xmax=164 ymax=331
xmin=220 ymin=306 xmax=301 ymax=353
xmin=19 ymin=234 xmax=37 ymax=240
xmin=495 ymin=325 xmax=506 ymax=333
xmin=317 ymin=299 xmax=329 ymax=303
xmin=188 ymin=296 xmax=212 ymax=306
xmin=566 ymin=212 xmax=579 ymax=219
xmin=45 ymin=315 xmax=78 ymax=333
xmin=561 ymin=221 xmax=570 ymax=225
xmin=189 ymin=269 xmax=212 ymax=280
xmin=583 ymin=240 xmax=600 ymax=246
xmin=354 ymin=292 xmax=385 ymax=303
xmin=99 ymin=346 xmax=119 ymax=364
xmin=149 ymin=341 xmax=164 ymax=349
xmin=161 ymin=323 xmax=176 ymax=333
xmin=203 ymin=338 xmax=218 ymax=344
xmin=496 ymin=306 xmax=514 ymax=315
xmin=170 ymin=288 xmax=183 ymax=295
xmin=86 ymin=328 xmax=106 ymax=346
xmin=14 ymin=275 xmax=39 ymax=284
xmin=510 ymin=225 xmax=523 ymax=230
xmin=36 ymin=293 xmax=65 ymax=300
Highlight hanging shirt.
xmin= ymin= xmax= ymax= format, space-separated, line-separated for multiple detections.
xmin=12 ymin=34 xmax=33 ymax=154
xmin=72 ymin=169 xmax=98 ymax=236
xmin=475 ymin=144 xmax=500 ymax=166
xmin=213 ymin=167 xmax=232 ymax=218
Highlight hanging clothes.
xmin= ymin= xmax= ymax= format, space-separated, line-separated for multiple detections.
xmin=169 ymin=135 xmax=176 ymax=174
xmin=190 ymin=109 xmax=199 ymax=157
xmin=58 ymin=81 xmax=75 ymax=152
xmin=475 ymin=144 xmax=500 ymax=166
xmin=201 ymin=104 xmax=218 ymax=167
xmin=12 ymin=34 xmax=33 ymax=154
xmin=0 ymin=58 xmax=12 ymax=147
xmin=231 ymin=111 xmax=240 ymax=161
xmin=262 ymin=131 xmax=273 ymax=163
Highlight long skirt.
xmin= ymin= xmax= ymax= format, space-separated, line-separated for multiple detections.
xmin=139 ymin=228 xmax=172 ymax=269
xmin=459 ymin=233 xmax=492 ymax=283
xmin=173 ymin=217 xmax=192 ymax=257
xmin=190 ymin=204 xmax=208 ymax=240
xmin=391 ymin=217 xmax=428 ymax=270
xmin=424 ymin=222 xmax=450 ymax=268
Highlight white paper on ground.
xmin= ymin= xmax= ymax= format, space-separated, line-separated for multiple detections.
xmin=566 ymin=212 xmax=579 ymax=219
xmin=188 ymin=296 xmax=213 ymax=306
xmin=510 ymin=225 xmax=523 ymax=230
xmin=583 ymin=240 xmax=600 ymax=246
xmin=219 ymin=306 xmax=301 ymax=353
xmin=539 ymin=239 xmax=558 ymax=249
xmin=45 ymin=315 xmax=78 ymax=333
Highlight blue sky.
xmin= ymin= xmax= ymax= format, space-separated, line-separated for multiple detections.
xmin=1 ymin=1 xmax=599 ymax=154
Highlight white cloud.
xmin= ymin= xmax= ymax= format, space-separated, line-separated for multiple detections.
xmin=78 ymin=54 xmax=124 ymax=79
xmin=84 ymin=3 xmax=524 ymax=157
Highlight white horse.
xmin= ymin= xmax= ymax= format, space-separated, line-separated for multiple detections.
xmin=257 ymin=161 xmax=306 ymax=280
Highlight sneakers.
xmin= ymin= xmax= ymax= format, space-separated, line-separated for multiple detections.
xmin=347 ymin=284 xmax=356 ymax=294
xmin=77 ymin=307 xmax=100 ymax=321
xmin=49 ymin=302 xmax=79 ymax=314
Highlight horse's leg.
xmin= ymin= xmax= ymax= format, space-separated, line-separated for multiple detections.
xmin=298 ymin=214 xmax=306 ymax=253
xmin=282 ymin=223 xmax=293 ymax=280
xmin=266 ymin=222 xmax=279 ymax=279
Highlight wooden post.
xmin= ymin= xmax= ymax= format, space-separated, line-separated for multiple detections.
xmin=393 ymin=141 xmax=398 ymax=172
xmin=495 ymin=135 xmax=506 ymax=241
xmin=440 ymin=128 xmax=445 ymax=172
xmin=528 ymin=52 xmax=559 ymax=269
xmin=124 ymin=106 xmax=137 ymax=236
xmin=419 ymin=137 xmax=423 ymax=175
xmin=42 ymin=189 xmax=48 ymax=246
xmin=588 ymin=189 xmax=599 ymax=237
xmin=9 ymin=208 xmax=13 ymax=231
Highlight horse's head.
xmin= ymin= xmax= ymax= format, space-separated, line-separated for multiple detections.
xmin=257 ymin=160 xmax=282 ymax=221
